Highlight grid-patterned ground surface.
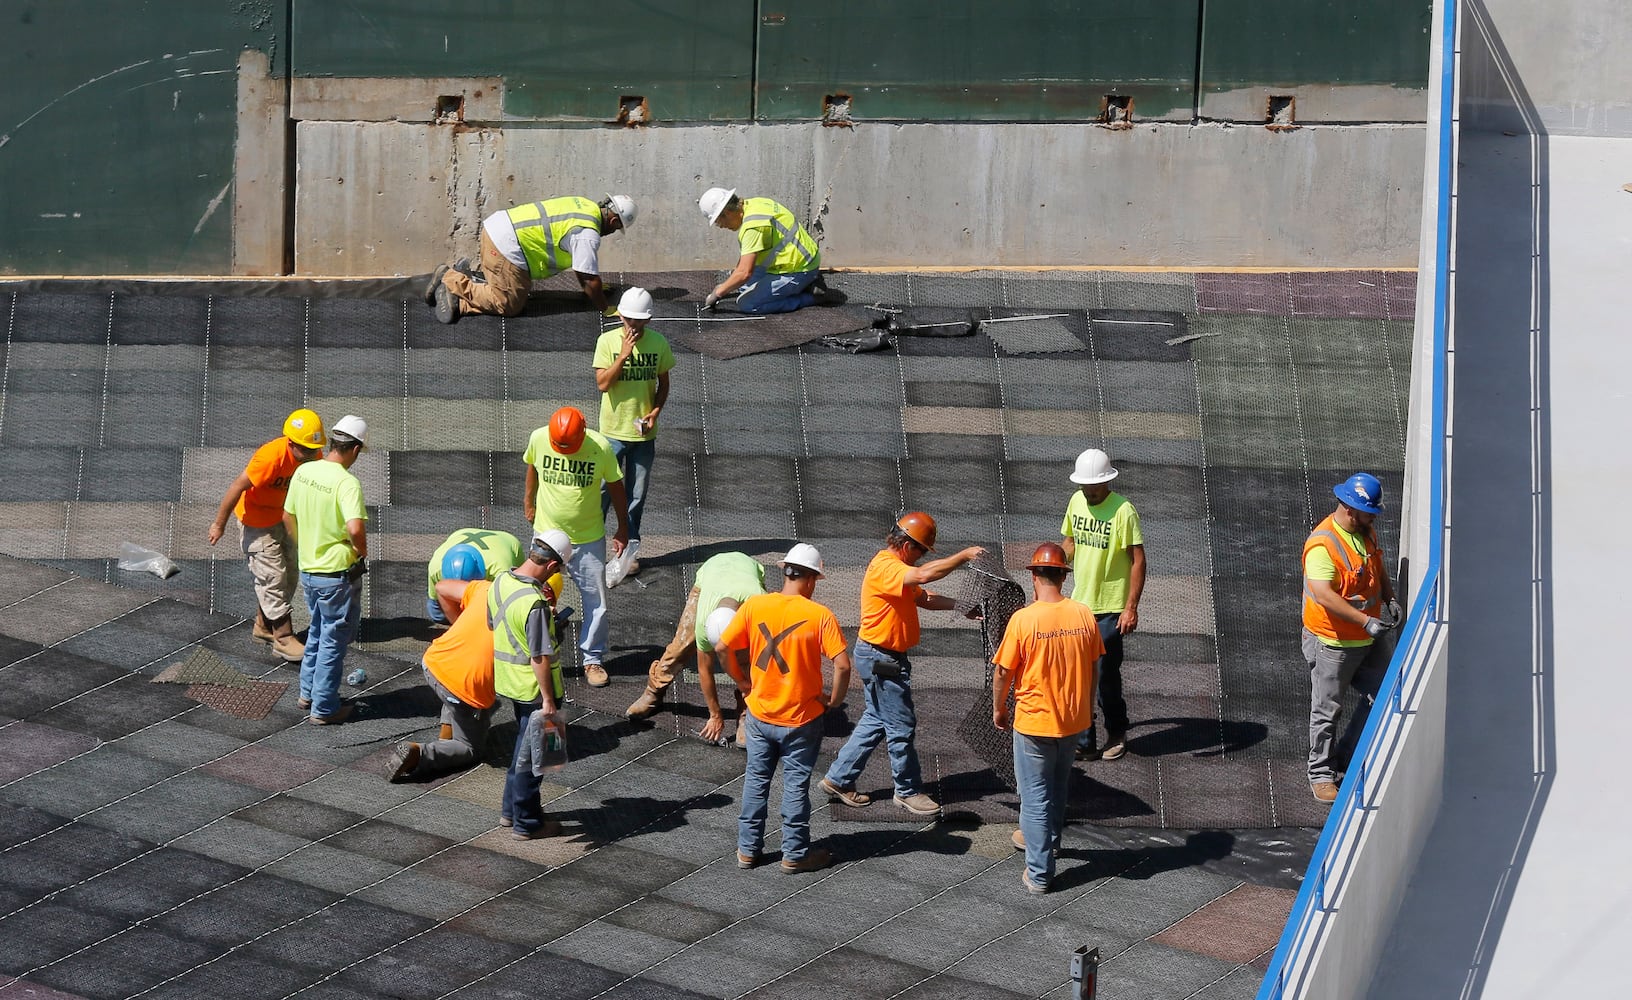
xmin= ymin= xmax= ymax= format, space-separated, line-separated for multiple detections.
xmin=0 ymin=269 xmax=1411 ymax=999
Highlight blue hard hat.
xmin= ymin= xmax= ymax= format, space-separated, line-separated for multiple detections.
xmin=441 ymin=543 xmax=487 ymax=581
xmin=1333 ymin=473 xmax=1384 ymax=514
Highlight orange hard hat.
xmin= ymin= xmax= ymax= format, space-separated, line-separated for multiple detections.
xmin=895 ymin=511 xmax=937 ymax=551
xmin=549 ymin=407 xmax=586 ymax=454
xmin=1026 ymin=542 xmax=1070 ymax=571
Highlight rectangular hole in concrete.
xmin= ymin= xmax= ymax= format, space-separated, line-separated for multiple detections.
xmin=823 ymin=93 xmax=853 ymax=127
xmin=1267 ymin=95 xmax=1297 ymax=131
xmin=435 ymin=95 xmax=465 ymax=123
xmin=1100 ymin=94 xmax=1133 ymax=129
xmin=617 ymin=95 xmax=650 ymax=126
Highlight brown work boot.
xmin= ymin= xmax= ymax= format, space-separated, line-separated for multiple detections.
xmin=894 ymin=792 xmax=941 ymax=817
xmin=387 ymin=742 xmax=420 ymax=783
xmin=511 ymin=818 xmax=562 ymax=841
xmin=584 ymin=662 xmax=609 ymax=688
xmin=781 ymin=847 xmax=833 ymax=873
xmin=1311 ymin=781 xmax=1339 ymax=804
xmin=819 ymin=777 xmax=871 ymax=808
xmin=307 ymin=703 xmax=354 ymax=725
xmin=625 ymin=683 xmax=668 ymax=720
xmin=1011 ymin=829 xmax=1026 ymax=851
xmin=267 ymin=615 xmax=305 ymax=663
xmin=252 ymin=610 xmax=274 ymax=643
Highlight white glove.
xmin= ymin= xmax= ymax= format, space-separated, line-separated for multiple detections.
xmin=702 ymin=292 xmax=720 ymax=311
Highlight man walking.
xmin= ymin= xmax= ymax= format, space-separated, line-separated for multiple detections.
xmin=594 ymin=286 xmax=674 ymax=575
xmin=490 ymin=530 xmax=573 ymax=839
xmin=1302 ymin=473 xmax=1400 ymax=804
xmin=282 ymin=415 xmax=369 ymax=725
xmin=1060 ymin=448 xmax=1145 ymax=761
xmin=820 ymin=513 xmax=984 ymax=818
xmin=207 ymin=408 xmax=326 ymax=662
xmin=425 ymin=527 xmax=524 ymax=625
xmin=625 ymin=550 xmax=766 ymax=745
xmin=523 ymin=405 xmax=630 ymax=687
xmin=426 ymin=194 xmax=637 ymax=323
xmin=697 ymin=188 xmax=832 ymax=314
xmin=388 ymin=553 xmax=500 ymax=783
xmin=992 ymin=543 xmax=1105 ymax=895
xmin=716 ymin=544 xmax=852 ymax=873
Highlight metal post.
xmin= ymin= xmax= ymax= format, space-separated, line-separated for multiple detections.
xmin=1070 ymin=945 xmax=1100 ymax=999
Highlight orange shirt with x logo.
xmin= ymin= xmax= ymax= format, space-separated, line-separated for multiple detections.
xmin=719 ymin=591 xmax=846 ymax=728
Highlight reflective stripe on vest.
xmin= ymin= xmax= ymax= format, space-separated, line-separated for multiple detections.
xmin=740 ymin=197 xmax=818 ymax=275
xmin=1301 ymin=515 xmax=1383 ymax=642
xmin=506 ymin=196 xmax=602 ymax=279
xmin=486 ymin=572 xmax=563 ymax=700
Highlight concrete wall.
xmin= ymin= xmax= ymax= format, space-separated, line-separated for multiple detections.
xmin=293 ymin=121 xmax=1426 ymax=275
xmin=1462 ymin=0 xmax=1632 ymax=136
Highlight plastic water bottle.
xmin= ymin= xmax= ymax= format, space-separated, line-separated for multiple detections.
xmin=345 ymin=668 xmax=367 ymax=687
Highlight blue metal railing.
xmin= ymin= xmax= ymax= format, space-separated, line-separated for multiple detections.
xmin=1255 ymin=0 xmax=1456 ymax=994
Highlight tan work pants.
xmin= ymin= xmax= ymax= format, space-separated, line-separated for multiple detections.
xmin=648 ymin=586 xmax=701 ymax=689
xmin=242 ymin=522 xmax=298 ymax=620
xmin=442 ymin=228 xmax=532 ymax=317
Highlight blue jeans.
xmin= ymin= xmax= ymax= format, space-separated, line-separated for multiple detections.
xmin=1014 ymin=730 xmax=1080 ymax=889
xmin=824 ymin=641 xmax=923 ymax=797
xmin=736 ymin=267 xmax=818 ymax=314
xmin=563 ymin=537 xmax=609 ymax=665
xmin=299 ymin=571 xmax=360 ymax=718
xmin=739 ymin=711 xmax=823 ymax=862
xmin=601 ymin=437 xmax=655 ymax=541
xmin=504 ymin=697 xmax=548 ymax=834
xmin=1079 ymin=612 xmax=1128 ymax=750
xmin=426 ymin=595 xmax=449 ymax=626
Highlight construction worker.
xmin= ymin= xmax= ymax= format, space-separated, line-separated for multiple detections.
xmin=1060 ymin=448 xmax=1145 ymax=761
xmin=593 ymin=286 xmax=674 ymax=571
xmin=426 ymin=194 xmax=637 ymax=323
xmin=206 ymin=409 xmax=326 ymax=662
xmin=716 ymin=544 xmax=852 ymax=873
xmin=697 ymin=187 xmax=832 ymax=314
xmin=1302 ymin=473 xmax=1400 ymax=804
xmin=425 ymin=528 xmax=525 ymax=625
xmin=490 ymin=530 xmax=573 ymax=839
xmin=522 ymin=406 xmax=630 ymax=688
xmin=282 ymin=415 xmax=369 ymax=725
xmin=992 ymin=543 xmax=1105 ymax=895
xmin=625 ymin=551 xmax=766 ymax=744
xmin=820 ymin=513 xmax=985 ymax=818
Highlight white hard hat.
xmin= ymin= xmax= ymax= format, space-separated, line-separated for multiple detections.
xmin=606 ymin=193 xmax=637 ymax=230
xmin=699 ymin=187 xmax=737 ymax=224
xmin=618 ymin=286 xmax=654 ymax=320
xmin=1069 ymin=448 xmax=1118 ymax=485
xmin=704 ymin=606 xmax=738 ymax=648
xmin=331 ymin=414 xmax=368 ymax=450
xmin=532 ymin=528 xmax=574 ymax=566
xmin=779 ymin=542 xmax=824 ymax=578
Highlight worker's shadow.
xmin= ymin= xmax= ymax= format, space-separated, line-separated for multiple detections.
xmin=1128 ymin=716 xmax=1269 ymax=758
xmin=357 ymin=616 xmax=442 ymax=645
xmin=1051 ymin=829 xmax=1236 ymax=892
xmin=820 ymin=818 xmax=983 ymax=864
xmin=550 ymin=792 xmax=735 ymax=844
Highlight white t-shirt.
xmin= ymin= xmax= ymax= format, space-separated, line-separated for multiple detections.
xmin=483 ymin=210 xmax=601 ymax=275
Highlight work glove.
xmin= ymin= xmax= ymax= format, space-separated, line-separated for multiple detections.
xmin=1363 ymin=616 xmax=1392 ymax=638
xmin=1384 ymin=598 xmax=1404 ymax=626
xmin=702 ymin=292 xmax=720 ymax=311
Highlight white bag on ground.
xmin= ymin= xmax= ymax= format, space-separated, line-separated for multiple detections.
xmin=117 ymin=542 xmax=180 ymax=579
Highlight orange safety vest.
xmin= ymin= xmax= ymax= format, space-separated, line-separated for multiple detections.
xmin=1301 ymin=514 xmax=1384 ymax=642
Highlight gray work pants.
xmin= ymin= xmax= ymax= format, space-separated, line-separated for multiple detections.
xmin=1303 ymin=628 xmax=1390 ymax=785
xmin=416 ymin=664 xmax=497 ymax=778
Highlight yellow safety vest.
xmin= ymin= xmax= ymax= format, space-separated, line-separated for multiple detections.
xmin=740 ymin=197 xmax=819 ymax=275
xmin=487 ymin=571 xmax=563 ymax=702
xmin=505 ymin=196 xmax=603 ymax=279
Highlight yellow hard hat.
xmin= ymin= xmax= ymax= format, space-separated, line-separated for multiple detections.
xmin=543 ymin=571 xmax=565 ymax=603
xmin=283 ymin=408 xmax=326 ymax=449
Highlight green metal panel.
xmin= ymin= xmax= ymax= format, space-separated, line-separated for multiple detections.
xmin=0 ymin=1 xmax=283 ymax=275
xmin=754 ymin=0 xmax=1201 ymax=122
xmin=1201 ymin=0 xmax=1432 ymax=89
xmin=291 ymin=1 xmax=755 ymax=121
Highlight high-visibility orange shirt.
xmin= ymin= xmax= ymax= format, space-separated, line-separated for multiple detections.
xmin=858 ymin=548 xmax=923 ymax=651
xmin=422 ymin=581 xmax=497 ymax=709
xmin=719 ymin=591 xmax=845 ymax=728
xmin=993 ymin=598 xmax=1104 ymax=738
xmin=235 ymin=437 xmax=303 ymax=529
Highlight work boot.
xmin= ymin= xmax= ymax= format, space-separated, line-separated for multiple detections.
xmin=819 ymin=777 xmax=871 ymax=808
xmin=584 ymin=662 xmax=609 ymax=688
xmin=252 ymin=609 xmax=274 ymax=643
xmin=1100 ymin=734 xmax=1127 ymax=761
xmin=452 ymin=256 xmax=485 ymax=283
xmin=1311 ymin=781 xmax=1339 ymax=804
xmin=423 ymin=263 xmax=449 ymax=305
xmin=780 ymin=848 xmax=833 ymax=873
xmin=626 ymin=682 xmax=668 ymax=721
xmin=267 ymin=615 xmax=306 ymax=663
xmin=894 ymin=792 xmax=942 ymax=817
xmin=308 ymin=703 xmax=355 ymax=725
xmin=1011 ymin=829 xmax=1026 ymax=851
xmin=433 ymin=282 xmax=461 ymax=324
xmin=387 ymin=742 xmax=420 ymax=783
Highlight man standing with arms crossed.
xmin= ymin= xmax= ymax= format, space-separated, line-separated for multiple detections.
xmin=523 ymin=405 xmax=630 ymax=688
xmin=594 ymin=287 xmax=673 ymax=576
xmin=491 ymin=530 xmax=573 ymax=839
xmin=1302 ymin=473 xmax=1400 ymax=804
xmin=820 ymin=513 xmax=984 ymax=818
xmin=207 ymin=408 xmax=326 ymax=662
xmin=992 ymin=543 xmax=1105 ymax=895
xmin=717 ymin=544 xmax=851 ymax=873
xmin=1060 ymin=448 xmax=1145 ymax=761
xmin=283 ymin=415 xmax=369 ymax=725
